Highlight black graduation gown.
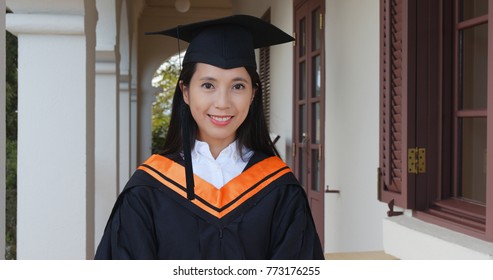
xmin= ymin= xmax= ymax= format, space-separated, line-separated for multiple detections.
xmin=94 ymin=152 xmax=324 ymax=260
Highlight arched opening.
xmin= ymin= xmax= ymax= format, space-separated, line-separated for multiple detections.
xmin=151 ymin=52 xmax=184 ymax=154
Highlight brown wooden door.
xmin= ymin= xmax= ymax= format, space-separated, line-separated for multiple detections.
xmin=293 ymin=0 xmax=325 ymax=248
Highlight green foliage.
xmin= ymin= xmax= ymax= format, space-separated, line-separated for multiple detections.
xmin=6 ymin=30 xmax=17 ymax=141
xmin=151 ymin=53 xmax=183 ymax=154
xmin=5 ymin=25 xmax=18 ymax=259
xmin=5 ymin=140 xmax=17 ymax=260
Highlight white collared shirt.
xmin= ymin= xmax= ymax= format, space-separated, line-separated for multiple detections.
xmin=191 ymin=140 xmax=254 ymax=189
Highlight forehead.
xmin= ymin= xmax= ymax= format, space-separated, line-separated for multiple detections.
xmin=192 ymin=63 xmax=251 ymax=81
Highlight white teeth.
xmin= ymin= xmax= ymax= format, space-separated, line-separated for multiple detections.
xmin=210 ymin=115 xmax=232 ymax=122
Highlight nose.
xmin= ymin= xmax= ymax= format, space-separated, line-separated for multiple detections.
xmin=214 ymin=87 xmax=231 ymax=109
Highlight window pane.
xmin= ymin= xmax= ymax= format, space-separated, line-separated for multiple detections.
xmin=459 ymin=23 xmax=487 ymax=110
xmin=300 ymin=17 xmax=306 ymax=57
xmin=460 ymin=0 xmax=488 ymax=21
xmin=299 ymin=105 xmax=306 ymax=140
xmin=312 ymin=55 xmax=321 ymax=97
xmin=312 ymin=102 xmax=320 ymax=144
xmin=300 ymin=62 xmax=306 ymax=99
xmin=311 ymin=148 xmax=320 ymax=191
xmin=312 ymin=8 xmax=321 ymax=50
xmin=459 ymin=117 xmax=486 ymax=204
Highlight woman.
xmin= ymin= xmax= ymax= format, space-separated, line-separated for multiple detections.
xmin=95 ymin=14 xmax=324 ymax=260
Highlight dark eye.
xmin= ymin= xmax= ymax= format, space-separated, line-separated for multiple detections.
xmin=201 ymin=83 xmax=214 ymax=90
xmin=233 ymin=83 xmax=246 ymax=90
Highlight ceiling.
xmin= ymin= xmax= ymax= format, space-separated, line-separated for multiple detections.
xmin=145 ymin=0 xmax=233 ymax=10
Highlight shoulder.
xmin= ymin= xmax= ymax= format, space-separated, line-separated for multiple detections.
xmin=245 ymin=152 xmax=292 ymax=172
xmin=121 ymin=154 xmax=180 ymax=193
xmin=119 ymin=176 xmax=160 ymax=206
xmin=160 ymin=152 xmax=184 ymax=165
xmin=120 ymin=152 xmax=191 ymax=196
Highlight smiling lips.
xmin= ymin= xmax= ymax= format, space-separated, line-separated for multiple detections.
xmin=209 ymin=114 xmax=234 ymax=126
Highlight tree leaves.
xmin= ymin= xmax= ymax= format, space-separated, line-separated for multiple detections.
xmin=151 ymin=53 xmax=183 ymax=154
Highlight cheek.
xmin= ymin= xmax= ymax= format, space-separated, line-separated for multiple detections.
xmin=188 ymin=102 xmax=203 ymax=120
xmin=187 ymin=95 xmax=209 ymax=120
xmin=237 ymin=95 xmax=254 ymax=116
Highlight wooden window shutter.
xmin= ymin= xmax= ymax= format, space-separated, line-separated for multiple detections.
xmin=260 ymin=10 xmax=271 ymax=128
xmin=379 ymin=0 xmax=415 ymax=209
xmin=260 ymin=45 xmax=271 ymax=128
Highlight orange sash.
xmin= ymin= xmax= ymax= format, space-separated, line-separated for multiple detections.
xmin=138 ymin=154 xmax=291 ymax=218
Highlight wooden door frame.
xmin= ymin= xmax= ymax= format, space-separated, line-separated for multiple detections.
xmin=293 ymin=0 xmax=326 ymax=249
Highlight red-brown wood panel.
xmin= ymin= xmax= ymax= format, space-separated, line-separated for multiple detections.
xmin=379 ymin=0 xmax=416 ymax=209
xmin=293 ymin=0 xmax=325 ymax=249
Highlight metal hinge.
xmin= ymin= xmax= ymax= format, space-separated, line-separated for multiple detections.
xmin=293 ymin=32 xmax=296 ymax=46
xmin=408 ymin=147 xmax=426 ymax=174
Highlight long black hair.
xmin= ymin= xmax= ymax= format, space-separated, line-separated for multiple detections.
xmin=159 ymin=62 xmax=279 ymax=158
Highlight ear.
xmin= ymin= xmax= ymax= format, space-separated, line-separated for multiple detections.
xmin=251 ymin=85 xmax=257 ymax=104
xmin=181 ymin=81 xmax=190 ymax=105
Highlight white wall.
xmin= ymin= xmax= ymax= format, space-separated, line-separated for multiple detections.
xmin=324 ymin=0 xmax=387 ymax=252
xmin=384 ymin=215 xmax=493 ymax=259
xmin=269 ymin=3 xmax=295 ymax=163
xmin=1 ymin=0 xmax=7 ymax=260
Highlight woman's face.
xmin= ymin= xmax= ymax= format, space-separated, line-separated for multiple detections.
xmin=182 ymin=63 xmax=255 ymax=148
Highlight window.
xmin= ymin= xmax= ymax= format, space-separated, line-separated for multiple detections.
xmin=379 ymin=0 xmax=493 ymax=242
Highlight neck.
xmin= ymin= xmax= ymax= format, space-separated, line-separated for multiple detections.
xmin=197 ymin=138 xmax=235 ymax=159
xmin=209 ymin=145 xmax=227 ymax=159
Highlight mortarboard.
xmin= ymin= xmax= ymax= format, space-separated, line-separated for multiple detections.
xmin=146 ymin=14 xmax=294 ymax=69
xmin=147 ymin=14 xmax=294 ymax=200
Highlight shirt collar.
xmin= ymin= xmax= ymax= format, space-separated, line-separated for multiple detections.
xmin=192 ymin=140 xmax=250 ymax=164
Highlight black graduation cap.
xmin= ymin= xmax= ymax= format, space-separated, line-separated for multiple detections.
xmin=147 ymin=15 xmax=294 ymax=200
xmin=146 ymin=14 xmax=294 ymax=69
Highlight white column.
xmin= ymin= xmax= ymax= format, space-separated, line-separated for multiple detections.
xmin=118 ymin=0 xmax=132 ymax=191
xmin=94 ymin=0 xmax=120 ymax=246
xmin=119 ymin=74 xmax=131 ymax=192
xmin=138 ymin=87 xmax=155 ymax=163
xmin=94 ymin=50 xmax=119 ymax=245
xmin=1 ymin=0 xmax=7 ymax=260
xmin=128 ymin=1 xmax=142 ymax=170
xmin=6 ymin=0 xmax=97 ymax=259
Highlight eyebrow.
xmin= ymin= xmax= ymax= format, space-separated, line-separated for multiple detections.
xmin=199 ymin=76 xmax=249 ymax=83
xmin=232 ymin=77 xmax=249 ymax=83
xmin=199 ymin=76 xmax=216 ymax=81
